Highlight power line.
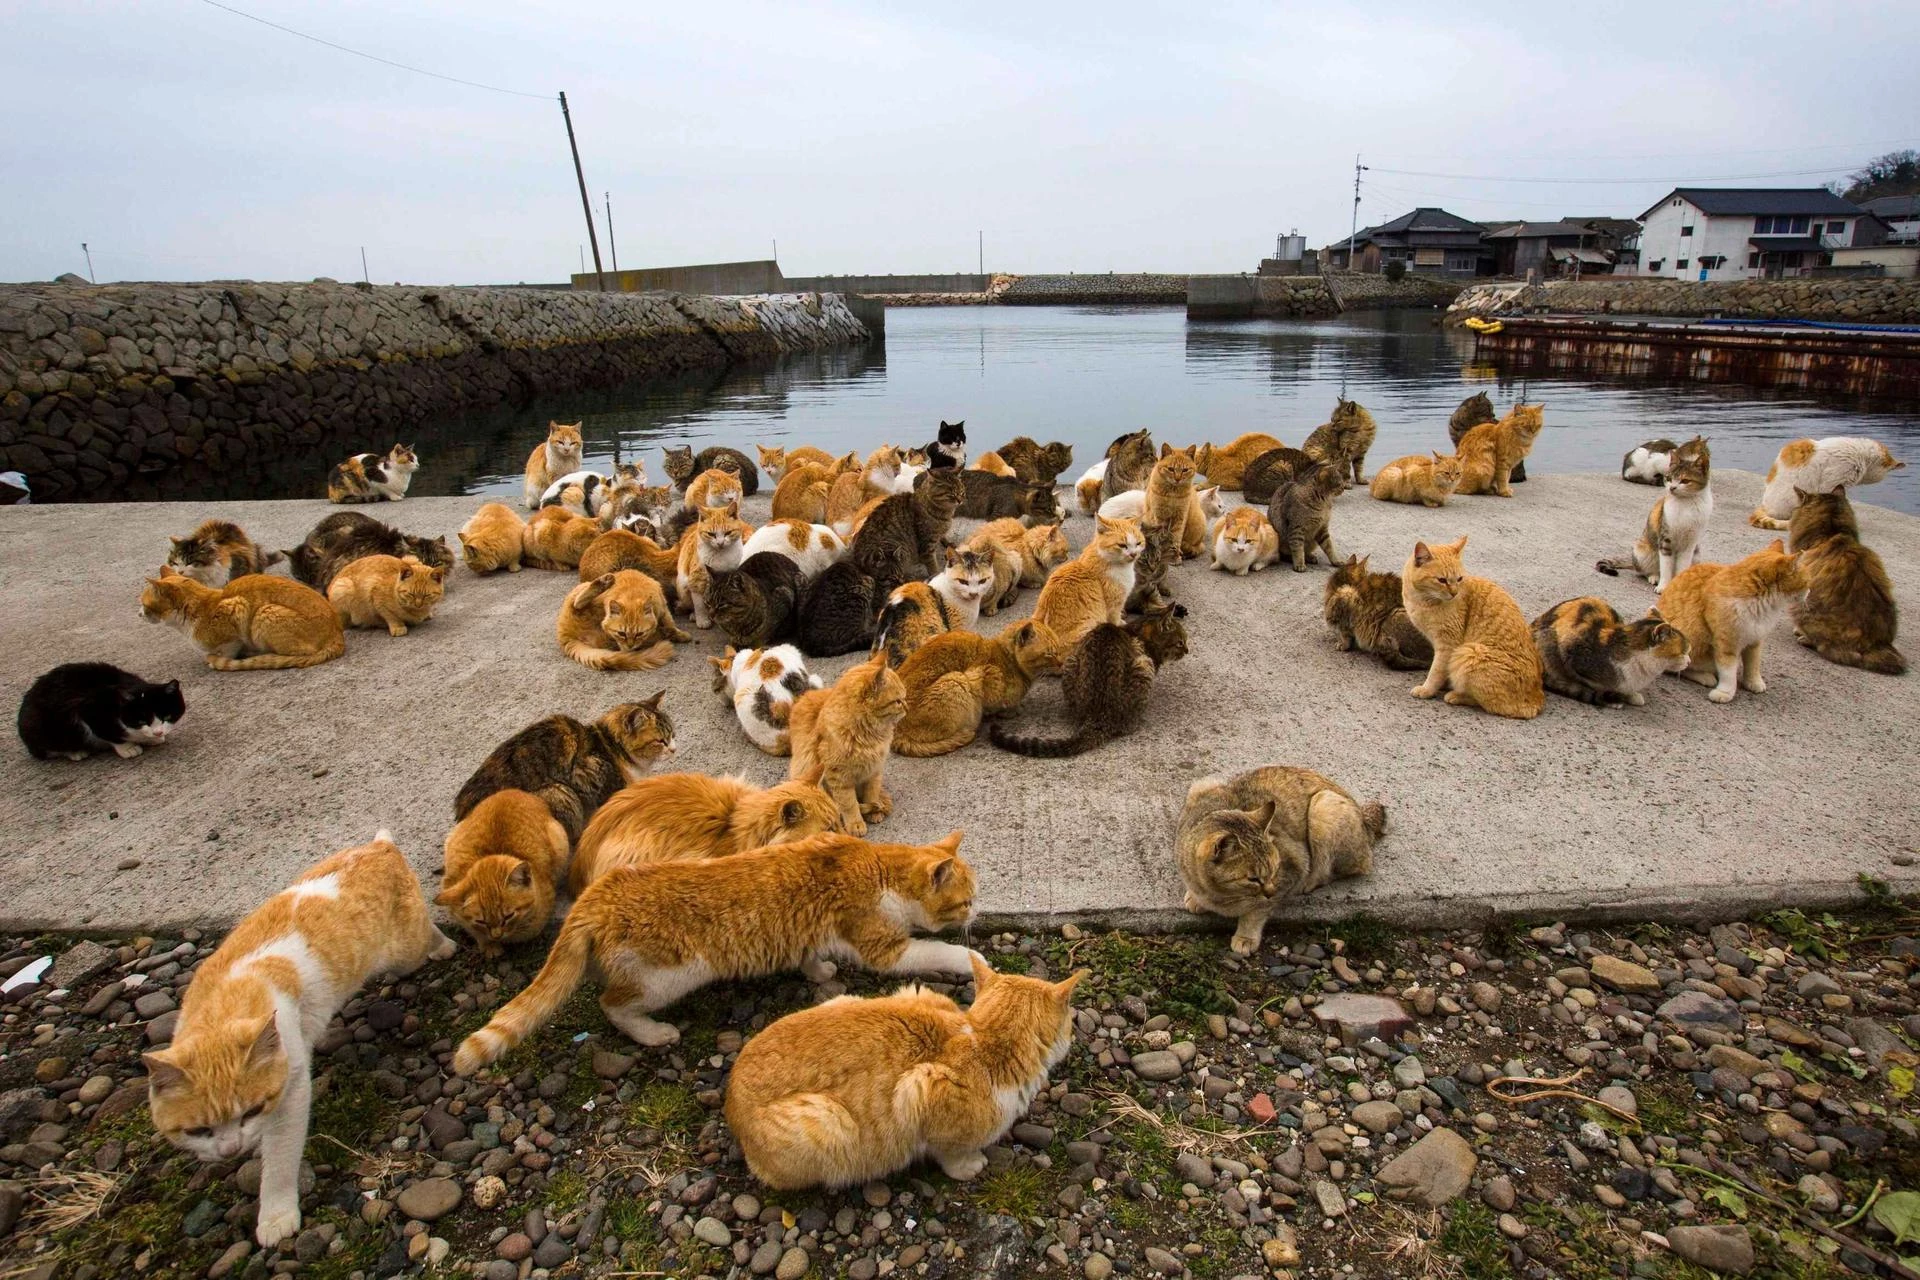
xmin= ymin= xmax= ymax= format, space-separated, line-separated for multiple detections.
xmin=1374 ymin=137 xmax=1919 ymax=167
xmin=1367 ymin=159 xmax=1890 ymax=186
xmin=199 ymin=0 xmax=551 ymax=100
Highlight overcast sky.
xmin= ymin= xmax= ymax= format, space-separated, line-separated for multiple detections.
xmin=5 ymin=1 xmax=1917 ymax=285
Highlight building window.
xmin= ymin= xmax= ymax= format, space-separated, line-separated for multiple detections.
xmin=1680 ymin=226 xmax=1694 ymax=237
xmin=1827 ymin=221 xmax=1846 ymax=235
xmin=1698 ymin=256 xmax=1725 ymax=270
xmin=1754 ymin=215 xmax=1813 ymax=235
xmin=1748 ymin=251 xmax=1761 ymax=267
xmin=1676 ymin=259 xmax=1690 ymax=271
xmin=1648 ymin=259 xmax=1664 ymax=272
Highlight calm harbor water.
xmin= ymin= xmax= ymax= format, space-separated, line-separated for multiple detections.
xmin=407 ymin=307 xmax=1920 ymax=514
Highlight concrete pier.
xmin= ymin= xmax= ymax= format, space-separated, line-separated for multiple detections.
xmin=2 ymin=469 xmax=1916 ymax=936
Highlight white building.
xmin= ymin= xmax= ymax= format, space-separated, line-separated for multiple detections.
xmin=1863 ymin=195 xmax=1920 ymax=245
xmin=1635 ymin=188 xmax=1867 ymax=281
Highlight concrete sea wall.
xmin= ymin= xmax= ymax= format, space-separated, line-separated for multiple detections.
xmin=1324 ymin=272 xmax=1467 ymax=310
xmin=1450 ymin=277 xmax=1920 ymax=324
xmin=997 ymin=274 xmax=1189 ymax=305
xmin=1186 ymin=275 xmax=1339 ymax=319
xmin=0 ymin=283 xmax=870 ymax=501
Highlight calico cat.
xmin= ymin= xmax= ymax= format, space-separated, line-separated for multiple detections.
xmin=458 ymin=503 xmax=526 ymax=574
xmin=577 ymin=527 xmax=680 ymax=585
xmin=283 ymin=511 xmax=453 ymax=592
xmin=848 ymin=467 xmax=966 ymax=584
xmin=326 ymin=444 xmax=418 ymax=504
xmin=1031 ymin=516 xmax=1143 ymax=646
xmin=956 ymin=469 xmax=1059 ymax=522
xmin=989 ymin=600 xmax=1187 ymax=757
xmin=1241 ymin=446 xmax=1315 ymax=505
xmin=525 ymin=422 xmax=584 ymax=508
xmin=1622 ymin=439 xmax=1678 ymax=485
xmin=452 ymin=832 xmax=979 ymax=1072
xmin=1322 ymin=556 xmax=1433 ymax=671
xmin=522 ymin=505 xmax=603 ymax=571
xmin=1075 ymin=459 xmax=1109 ymax=515
xmin=1268 ymin=461 xmax=1344 ymax=571
xmin=710 ymin=643 xmax=822 ymax=755
xmin=435 ymin=790 xmax=569 ymax=955
xmin=796 ymin=560 xmax=886 ymax=656
xmin=453 ymin=695 xmax=675 ymax=842
xmin=705 ymin=551 xmax=808 ymax=648
xmin=992 ymin=437 xmax=1075 ymax=487
xmin=1192 ymin=432 xmax=1282 ymax=491
xmin=142 ymin=570 xmax=346 ymax=671
xmin=1751 ymin=437 xmax=1907 ymax=529
xmin=18 ymin=663 xmax=184 ymax=760
xmin=686 ymin=467 xmax=745 ymax=511
xmin=568 ymin=773 xmax=842 ymax=891
xmin=558 ymin=571 xmax=687 ymax=671
xmin=539 ymin=469 xmax=612 ymax=519
xmin=1454 ymin=404 xmax=1545 ymax=497
xmin=1531 ymin=598 xmax=1690 ymax=707
xmin=675 ymin=502 xmax=751 ymax=627
xmin=604 ymin=475 xmax=674 ymax=533
xmin=742 ymin=519 xmax=846 ymax=579
xmin=873 ymin=547 xmax=996 ymax=667
xmin=1100 ymin=429 xmax=1158 ymax=500
xmin=1446 ymin=390 xmax=1497 ymax=451
xmin=166 ymin=519 xmax=282 ymax=586
xmin=1141 ymin=446 xmax=1197 ymax=559
xmin=1369 ymin=453 xmax=1463 ymax=508
xmin=788 ymin=655 xmax=909 ymax=836
xmin=922 ymin=420 xmax=967 ymax=469
xmin=146 ymin=835 xmax=454 ymax=1247
xmin=965 ymin=520 xmax=1070 ymax=616
xmin=1402 ymin=537 xmax=1544 ymax=719
xmin=758 ymin=443 xmax=835 ymax=482
xmin=727 ymin=953 xmax=1081 ymax=1188
xmin=1176 ymin=767 xmax=1383 ymax=956
xmin=893 ymin=620 xmax=1063 ymax=756
xmin=1596 ymin=435 xmax=1713 ymax=590
xmin=327 ymin=554 xmax=446 ymax=636
xmin=1210 ymin=507 xmax=1280 ymax=575
xmin=1302 ymin=399 xmax=1377 ymax=486
xmin=663 ymin=444 xmax=759 ymax=496
xmin=1657 ymin=540 xmax=1809 ymax=703
xmin=1788 ymin=487 xmax=1905 ymax=675
xmin=1123 ymin=524 xmax=1177 ymax=614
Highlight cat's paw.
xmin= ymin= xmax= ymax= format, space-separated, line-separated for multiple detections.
xmin=112 ymin=742 xmax=144 ymax=759
xmin=1625 ymin=692 xmax=1647 ymax=707
xmin=255 ymin=1203 xmax=301 ymax=1249
xmin=1442 ymin=691 xmax=1473 ymax=706
xmin=801 ymin=955 xmax=838 ymax=983
xmin=1707 ymin=687 xmax=1736 ymax=704
xmin=1182 ymin=891 xmax=1202 ymax=913
xmin=387 ymin=624 xmax=409 ymax=637
xmin=841 ymin=814 xmax=868 ymax=837
xmin=1410 ymin=684 xmax=1441 ymax=699
xmin=629 ymin=1020 xmax=681 ymax=1048
xmin=428 ymin=929 xmax=458 ymax=962
xmin=1741 ymin=675 xmax=1767 ymax=693
xmin=1230 ymin=932 xmax=1262 ymax=957
xmin=939 ymin=1151 xmax=989 ymax=1181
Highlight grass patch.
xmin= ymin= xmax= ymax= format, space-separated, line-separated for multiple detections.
xmin=1635 ymin=1088 xmax=1693 ymax=1137
xmin=971 ymin=1164 xmax=1049 ymax=1219
xmin=1478 ymin=917 xmax=1525 ymax=957
xmin=309 ymin=1066 xmax=394 ymax=1153
xmin=544 ymin=1169 xmax=588 ymax=1214
xmin=1107 ymin=1197 xmax=1150 ymax=1231
xmin=1049 ymin=932 xmax=1230 ymax=1027
xmin=1188 ymin=1225 xmax=1246 ymax=1278
xmin=1436 ymin=1199 xmax=1510 ymax=1279
xmin=1333 ymin=912 xmax=1398 ymax=960
xmin=994 ymin=952 xmax=1032 ymax=975
xmin=626 ymin=1082 xmax=704 ymax=1140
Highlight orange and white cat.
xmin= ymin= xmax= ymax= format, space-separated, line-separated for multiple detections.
xmin=1657 ymin=539 xmax=1809 ymax=703
xmin=1210 ymin=507 xmax=1280 ymax=575
xmin=327 ymin=554 xmax=446 ymax=637
xmin=568 ymin=772 xmax=842 ymax=891
xmin=727 ymin=953 xmax=1083 ymax=1188
xmin=676 ymin=502 xmax=752 ymax=627
xmin=1402 ymin=536 xmax=1544 ymax=719
xmin=458 ymin=503 xmax=526 ymax=574
xmin=686 ymin=467 xmax=745 ymax=511
xmin=1750 ymin=436 xmax=1905 ymax=529
xmin=557 ymin=570 xmax=687 ymax=671
xmin=742 ymin=519 xmax=846 ymax=579
xmin=964 ymin=520 xmax=1071 ymax=616
xmin=788 ymin=655 xmax=909 ymax=836
xmin=524 ymin=421 xmax=585 ymax=508
xmin=436 ymin=789 xmax=570 ymax=955
xmin=142 ymin=569 xmax=346 ymax=670
xmin=1031 ymin=516 xmax=1143 ymax=646
xmin=146 ymin=834 xmax=455 ymax=1247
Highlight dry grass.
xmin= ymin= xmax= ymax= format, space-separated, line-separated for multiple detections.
xmin=1093 ymin=1087 xmax=1274 ymax=1155
xmin=23 ymin=1167 xmax=123 ymax=1234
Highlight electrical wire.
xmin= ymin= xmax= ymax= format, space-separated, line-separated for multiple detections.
xmin=199 ymin=0 xmax=551 ymax=101
xmin=1368 ymin=160 xmax=1882 ymax=185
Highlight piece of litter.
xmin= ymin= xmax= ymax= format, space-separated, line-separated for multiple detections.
xmin=2 ymin=957 xmax=51 ymax=993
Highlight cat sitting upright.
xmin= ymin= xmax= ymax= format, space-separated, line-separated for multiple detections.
xmin=1596 ymin=435 xmax=1712 ymax=591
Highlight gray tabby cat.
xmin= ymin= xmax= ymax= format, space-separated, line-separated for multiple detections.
xmin=1267 ymin=462 xmax=1344 ymax=571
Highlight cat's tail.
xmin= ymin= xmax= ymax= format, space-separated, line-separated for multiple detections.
xmin=258 ymin=549 xmax=286 ymax=571
xmin=1359 ymin=801 xmax=1387 ymax=839
xmin=1593 ymin=556 xmax=1630 ymax=577
xmin=1747 ymin=506 xmax=1790 ymax=531
xmin=453 ymin=913 xmax=592 ymax=1076
xmin=738 ymin=1092 xmax=864 ymax=1188
xmin=207 ymin=642 xmax=344 ymax=671
xmin=986 ymin=718 xmax=1110 ymax=758
xmin=870 ymin=598 xmax=908 ymax=667
xmin=565 ymin=641 xmax=677 ymax=671
xmin=1818 ymin=641 xmax=1909 ymax=676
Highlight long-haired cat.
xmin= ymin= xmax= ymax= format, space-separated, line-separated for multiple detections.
xmin=848 ymin=468 xmax=967 ymax=584
xmin=17 ymin=663 xmax=184 ymax=761
xmin=327 ymin=553 xmax=445 ymax=636
xmin=1323 ymin=556 xmax=1433 ymax=671
xmin=578 ymin=526 xmax=679 ymax=584
xmin=1657 ymin=540 xmax=1808 ymax=702
xmin=458 ymin=503 xmax=526 ymax=574
xmin=525 ymin=422 xmax=584 ymax=508
xmin=965 ymin=520 xmax=1069 ymax=616
xmin=1210 ymin=507 xmax=1280 ymax=575
xmin=1622 ymin=438 xmax=1678 ymax=485
xmin=675 ymin=501 xmax=751 ymax=627
xmin=1241 ymin=447 xmax=1314 ymax=505
xmin=1176 ymin=767 xmax=1383 ymax=955
xmin=1031 ymin=515 xmax=1143 ymax=646
xmin=743 ymin=519 xmax=846 ymax=579
xmin=1531 ymin=598 xmax=1690 ymax=706
xmin=283 ymin=511 xmax=453 ymax=592
xmin=788 ymin=655 xmax=909 ymax=836
xmin=1751 ymin=437 xmax=1905 ymax=529
xmin=523 ymin=505 xmax=607 ymax=571
xmin=873 ymin=546 xmax=996 ymax=667
xmin=146 ymin=835 xmax=454 ymax=1247
xmin=893 ymin=619 xmax=1063 ymax=756
xmin=796 ymin=560 xmax=886 ymax=656
xmin=1140 ymin=445 xmax=1198 ymax=559
xmin=728 ymin=953 xmax=1082 ymax=1188
xmin=1369 ymin=453 xmax=1463 ymax=507
xmin=166 ymin=519 xmax=282 ymax=586
xmin=989 ymin=600 xmax=1187 ymax=757
xmin=1402 ymin=537 xmax=1544 ymax=719
xmin=706 ymin=551 xmax=808 ymax=648
xmin=142 ymin=569 xmax=346 ymax=671
xmin=452 ymin=833 xmax=980 ymax=1072
xmin=710 ymin=644 xmax=823 ymax=755
xmin=1454 ymin=404 xmax=1545 ymax=497
xmin=992 ymin=438 xmax=1075 ymax=487
xmin=1302 ymin=398 xmax=1377 ymax=486
xmin=1268 ymin=461 xmax=1344 ymax=571
xmin=454 ymin=694 xmax=675 ymax=842
xmin=758 ymin=443 xmax=834 ymax=482
xmin=664 ymin=444 xmax=759 ymax=496
xmin=1788 ymin=487 xmax=1905 ymax=675
xmin=1596 ymin=435 xmax=1712 ymax=591
xmin=436 ymin=789 xmax=569 ymax=955
xmin=568 ymin=773 xmax=842 ymax=892
xmin=327 ymin=444 xmax=418 ymax=504
xmin=558 ymin=570 xmax=687 ymax=671
xmin=1192 ymin=432 xmax=1282 ymax=491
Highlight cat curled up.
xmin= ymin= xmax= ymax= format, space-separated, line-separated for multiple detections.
xmin=437 ymin=790 xmax=570 ymax=955
xmin=1531 ymin=598 xmax=1690 ymax=707
xmin=1788 ymin=487 xmax=1905 ymax=675
xmin=328 ymin=554 xmax=445 ymax=636
xmin=557 ymin=571 xmax=688 ymax=671
xmin=452 ymin=833 xmax=981 ymax=1072
xmin=142 ymin=569 xmax=346 ymax=671
xmin=711 ymin=644 xmax=822 ymax=755
xmin=458 ymin=503 xmax=526 ymax=574
xmin=453 ymin=694 xmax=675 ymax=843
xmin=788 ymin=656 xmax=909 ymax=836
xmin=1656 ymin=540 xmax=1808 ymax=703
xmin=326 ymin=444 xmax=417 ymax=504
xmin=283 ymin=511 xmax=453 ymax=593
xmin=1368 ymin=452 xmax=1463 ymax=507
xmin=568 ymin=772 xmax=842 ymax=891
xmin=524 ymin=506 xmax=607 ymax=572
xmin=17 ymin=663 xmax=184 ymax=761
xmin=1402 ymin=537 xmax=1544 ymax=719
xmin=1191 ymin=431 xmax=1281 ymax=491
xmin=1596 ymin=435 xmax=1712 ymax=591
xmin=989 ymin=600 xmax=1187 ymax=757
xmin=166 ymin=519 xmax=282 ymax=586
xmin=727 ymin=953 xmax=1084 ymax=1189
xmin=892 ymin=620 xmax=1064 ymax=756
xmin=146 ymin=834 xmax=455 ymax=1247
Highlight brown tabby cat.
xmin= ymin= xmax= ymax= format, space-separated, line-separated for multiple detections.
xmin=1241 ymin=446 xmax=1315 ymax=505
xmin=1031 ymin=516 xmax=1143 ymax=646
xmin=436 ymin=789 xmax=570 ymax=955
xmin=1302 ymin=398 xmax=1377 ymax=486
xmin=892 ymin=620 xmax=1064 ymax=756
xmin=992 ymin=437 xmax=1076 ymax=486
xmin=1176 ymin=767 xmax=1384 ymax=955
xmin=453 ymin=695 xmax=675 ymax=843
xmin=568 ymin=773 xmax=842 ymax=891
xmin=1268 ymin=461 xmax=1345 ymax=571
xmin=1368 ymin=452 xmax=1463 ymax=507
xmin=1100 ymin=429 xmax=1159 ymax=500
xmin=1445 ymin=391 xmax=1501 ymax=476
xmin=1142 ymin=446 xmax=1198 ymax=560
xmin=788 ymin=655 xmax=909 ymax=836
xmin=1531 ymin=598 xmax=1690 ymax=707
xmin=1322 ymin=556 xmax=1434 ymax=671
xmin=1402 ymin=537 xmax=1544 ymax=718
xmin=524 ymin=422 xmax=584 ymax=508
xmin=522 ymin=505 xmax=602 ymax=571
xmin=577 ymin=527 xmax=681 ymax=584
xmin=1656 ymin=540 xmax=1809 ymax=703
xmin=557 ymin=571 xmax=687 ymax=671
xmin=989 ymin=600 xmax=1187 ymax=757
xmin=1192 ymin=432 xmax=1282 ymax=491
xmin=1788 ymin=487 xmax=1906 ymax=675
xmin=845 ymin=467 xmax=966 ymax=586
xmin=141 ymin=570 xmax=346 ymax=671
xmin=1455 ymin=404 xmax=1545 ymax=497
xmin=327 ymin=554 xmax=446 ymax=636
xmin=458 ymin=503 xmax=526 ymax=574
xmin=964 ymin=520 xmax=1070 ymax=616
xmin=451 ymin=833 xmax=981 ymax=1071
xmin=165 ymin=519 xmax=282 ymax=586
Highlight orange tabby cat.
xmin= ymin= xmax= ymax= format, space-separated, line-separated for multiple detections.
xmin=146 ymin=834 xmax=454 ymax=1247
xmin=827 ymin=446 xmax=904 ymax=530
xmin=969 ymin=451 xmax=1016 ymax=478
xmin=1369 ymin=452 xmax=1463 ymax=507
xmin=1656 ymin=539 xmax=1809 ymax=703
xmin=1455 ymin=404 xmax=1544 ymax=497
xmin=675 ymin=501 xmax=752 ymax=626
xmin=436 ymin=789 xmax=569 ymax=955
xmin=965 ymin=520 xmax=1072 ymax=616
xmin=522 ymin=505 xmax=602 ymax=570
xmin=568 ymin=773 xmax=842 ymax=891
xmin=1401 ymin=536 xmax=1544 ymax=719
xmin=893 ymin=620 xmax=1063 ymax=756
xmin=458 ymin=502 xmax=526 ymax=573
xmin=686 ymin=467 xmax=745 ymax=510
xmin=452 ymin=832 xmax=980 ymax=1071
xmin=1031 ymin=516 xmax=1143 ymax=646
xmin=524 ymin=421 xmax=584 ymax=508
xmin=727 ymin=953 xmax=1082 ymax=1188
xmin=773 ymin=452 xmax=859 ymax=523
xmin=788 ymin=655 xmax=909 ymax=836
xmin=1194 ymin=432 xmax=1284 ymax=490
xmin=577 ymin=527 xmax=680 ymax=583
xmin=759 ymin=443 xmax=835 ymax=482
xmin=1142 ymin=446 xmax=1198 ymax=560
xmin=557 ymin=570 xmax=687 ymax=671
xmin=327 ymin=554 xmax=446 ymax=636
xmin=142 ymin=569 xmax=346 ymax=670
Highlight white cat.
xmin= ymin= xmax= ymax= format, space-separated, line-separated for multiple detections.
xmin=742 ymin=520 xmax=846 ymax=580
xmin=1751 ymin=437 xmax=1905 ymax=529
xmin=710 ymin=644 xmax=823 ymax=755
xmin=1096 ymin=488 xmax=1147 ymax=520
xmin=1620 ymin=441 xmax=1674 ymax=485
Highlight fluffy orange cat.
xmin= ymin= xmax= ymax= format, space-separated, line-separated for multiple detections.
xmin=962 ymin=520 xmax=1070 ymax=616
xmin=557 ymin=570 xmax=687 ymax=671
xmin=327 ymin=553 xmax=446 ymax=636
xmin=1454 ymin=405 xmax=1544 ymax=497
xmin=1401 ymin=536 xmax=1544 ymax=718
xmin=758 ymin=443 xmax=834 ymax=482
xmin=142 ymin=569 xmax=345 ymax=670
xmin=788 ymin=655 xmax=909 ymax=835
xmin=826 ymin=446 xmax=904 ymax=530
xmin=1031 ymin=516 xmax=1143 ymax=646
xmin=458 ymin=502 xmax=526 ymax=573
xmin=436 ymin=789 xmax=569 ymax=955
xmin=568 ymin=772 xmax=843 ymax=892
xmin=1369 ymin=453 xmax=1463 ymax=507
xmin=1194 ymin=432 xmax=1284 ymax=490
xmin=1657 ymin=539 xmax=1809 ymax=703
xmin=522 ymin=505 xmax=602 ymax=570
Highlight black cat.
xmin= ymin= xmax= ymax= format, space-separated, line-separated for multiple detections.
xmin=18 ymin=663 xmax=185 ymax=760
xmin=921 ymin=420 xmax=966 ymax=470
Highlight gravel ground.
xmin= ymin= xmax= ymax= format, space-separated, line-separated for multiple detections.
xmin=2 ymin=900 xmax=1919 ymax=1280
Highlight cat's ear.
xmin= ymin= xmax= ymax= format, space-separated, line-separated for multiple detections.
xmin=594 ymin=573 xmax=617 ymax=589
xmin=932 ymin=830 xmax=965 ymax=856
xmin=1793 ymin=487 xmax=1813 ymax=504
xmin=725 ymin=499 xmax=740 ymax=518
xmin=781 ymin=799 xmax=806 ymax=826
xmin=1412 ymin=542 xmax=1432 ymax=567
xmin=142 ymin=1050 xmax=186 ymax=1092
xmin=1055 ymin=969 xmax=1089 ymax=997
xmin=169 ymin=536 xmax=185 ymax=550
xmin=432 ymin=567 xmax=446 ymax=583
xmin=1096 ymin=516 xmax=1116 ymax=534
xmin=1159 ymin=442 xmax=1173 ymax=459
xmin=161 ymin=680 xmax=180 ymax=694
xmin=245 ymin=1016 xmax=284 ymax=1069
xmin=1250 ymin=799 xmax=1280 ymax=831
xmin=1447 ymin=535 xmax=1469 ymax=554
xmin=968 ymin=950 xmax=996 ymax=992
xmin=640 ymin=690 xmax=666 ymax=711
xmin=1766 ymin=538 xmax=1786 ymax=554
xmin=1433 ymin=451 xmax=1445 ymax=462
xmin=399 ymin=563 xmax=414 ymax=581
xmin=507 ymin=862 xmax=533 ymax=889
xmin=946 ymin=546 xmax=959 ymax=566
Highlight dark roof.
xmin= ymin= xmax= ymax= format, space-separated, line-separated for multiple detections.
xmin=1566 ymin=217 xmax=1642 ymax=239
xmin=1864 ymin=194 xmax=1920 ymax=219
xmin=1370 ymin=206 xmax=1487 ymax=235
xmin=1641 ymin=187 xmax=1862 ymax=220
xmin=1484 ymin=221 xmax=1599 ymax=239
xmin=1746 ymin=236 xmax=1826 ymax=254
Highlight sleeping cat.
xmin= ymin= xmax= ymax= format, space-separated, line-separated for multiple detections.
xmin=568 ymin=772 xmax=842 ymax=891
xmin=873 ymin=547 xmax=996 ymax=667
xmin=956 ymin=470 xmax=1059 ymax=522
xmin=558 ymin=570 xmax=687 ymax=671
xmin=1192 ymin=432 xmax=1281 ymax=492
xmin=1657 ymin=540 xmax=1808 ymax=703
xmin=710 ymin=643 xmax=823 ymax=755
xmin=326 ymin=444 xmax=418 ymax=504
xmin=788 ymin=655 xmax=909 ymax=836
xmin=452 ymin=832 xmax=981 ymax=1071
xmin=1302 ymin=398 xmax=1377 ymax=486
xmin=453 ymin=694 xmax=675 ymax=843
xmin=166 ymin=519 xmax=282 ymax=586
xmin=796 ymin=560 xmax=887 ymax=657
xmin=989 ymin=600 xmax=1187 ymax=757
xmin=1454 ymin=404 xmax=1545 ymax=497
xmin=727 ymin=953 xmax=1082 ymax=1188
xmin=142 ymin=570 xmax=346 ymax=671
xmin=146 ymin=834 xmax=454 ymax=1247
xmin=893 ymin=620 xmax=1063 ymax=756
xmin=1621 ymin=439 xmax=1678 ymax=485
xmin=1531 ymin=598 xmax=1690 ymax=706
xmin=705 ymin=551 xmax=808 ymax=649
xmin=1596 ymin=435 xmax=1713 ymax=591
xmin=1788 ymin=487 xmax=1905 ymax=675
xmin=17 ymin=663 xmax=184 ymax=760
xmin=525 ymin=422 xmax=584 ymax=508
xmin=1368 ymin=453 xmax=1463 ymax=508
xmin=663 ymin=444 xmax=759 ymax=496
xmin=436 ymin=789 xmax=569 ymax=955
xmin=283 ymin=511 xmax=453 ymax=592
xmin=1031 ymin=516 xmax=1143 ymax=646
xmin=522 ymin=506 xmax=604 ymax=571
xmin=921 ymin=420 xmax=967 ymax=469
xmin=327 ymin=554 xmax=445 ymax=636
xmin=1750 ymin=436 xmax=1905 ymax=529
xmin=1402 ymin=537 xmax=1544 ymax=719
xmin=1210 ymin=507 xmax=1280 ymax=575
xmin=965 ymin=520 xmax=1071 ymax=616
xmin=458 ymin=503 xmax=526 ymax=574
xmin=1268 ymin=461 xmax=1344 ymax=571
xmin=1322 ymin=556 xmax=1433 ymax=671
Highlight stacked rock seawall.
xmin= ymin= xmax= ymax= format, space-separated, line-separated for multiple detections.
xmin=999 ymin=274 xmax=1188 ymax=305
xmin=1448 ymin=277 xmax=1920 ymax=324
xmin=1186 ymin=275 xmax=1339 ymax=319
xmin=1323 ymin=272 xmax=1467 ymax=310
xmin=0 ymin=283 xmax=870 ymax=501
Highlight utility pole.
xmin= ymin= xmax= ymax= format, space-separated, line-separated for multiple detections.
xmin=1347 ymin=154 xmax=1367 ymax=271
xmin=558 ymin=91 xmax=606 ymax=290
xmin=978 ymin=230 xmax=983 ymax=276
xmin=605 ymin=191 xmax=619 ymax=275
xmin=359 ymin=246 xmax=369 ymax=284
xmin=81 ymin=243 xmax=95 ymax=283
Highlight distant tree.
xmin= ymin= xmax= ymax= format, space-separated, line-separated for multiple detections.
xmin=1841 ymin=149 xmax=1920 ymax=202
xmin=1383 ymin=259 xmax=1407 ymax=283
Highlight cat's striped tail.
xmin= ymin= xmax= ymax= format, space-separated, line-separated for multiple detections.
xmin=565 ymin=640 xmax=677 ymax=671
xmin=1593 ymin=556 xmax=1631 ymax=577
xmin=985 ymin=718 xmax=1110 ymax=759
xmin=453 ymin=917 xmax=593 ymax=1075
xmin=1817 ymin=641 xmax=1908 ymax=676
xmin=207 ymin=640 xmax=345 ymax=670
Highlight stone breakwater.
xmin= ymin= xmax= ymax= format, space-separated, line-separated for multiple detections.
xmin=1324 ymin=272 xmax=1466 ymax=310
xmin=0 ymin=283 xmax=870 ymax=501
xmin=998 ymin=273 xmax=1189 ymax=305
xmin=1448 ymin=277 xmax=1920 ymax=325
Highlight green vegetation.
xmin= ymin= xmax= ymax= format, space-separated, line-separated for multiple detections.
xmin=1048 ymin=931 xmax=1230 ymax=1027
xmin=627 ymin=1081 xmax=704 ymax=1140
xmin=1333 ymin=912 xmax=1398 ymax=960
xmin=1437 ymin=1199 xmax=1509 ymax=1279
xmin=544 ymin=1169 xmax=588 ymax=1214
xmin=309 ymin=1066 xmax=393 ymax=1152
xmin=972 ymin=1164 xmax=1049 ymax=1219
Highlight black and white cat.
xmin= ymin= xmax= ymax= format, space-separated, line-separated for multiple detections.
xmin=17 ymin=663 xmax=185 ymax=761
xmin=922 ymin=420 xmax=966 ymax=470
